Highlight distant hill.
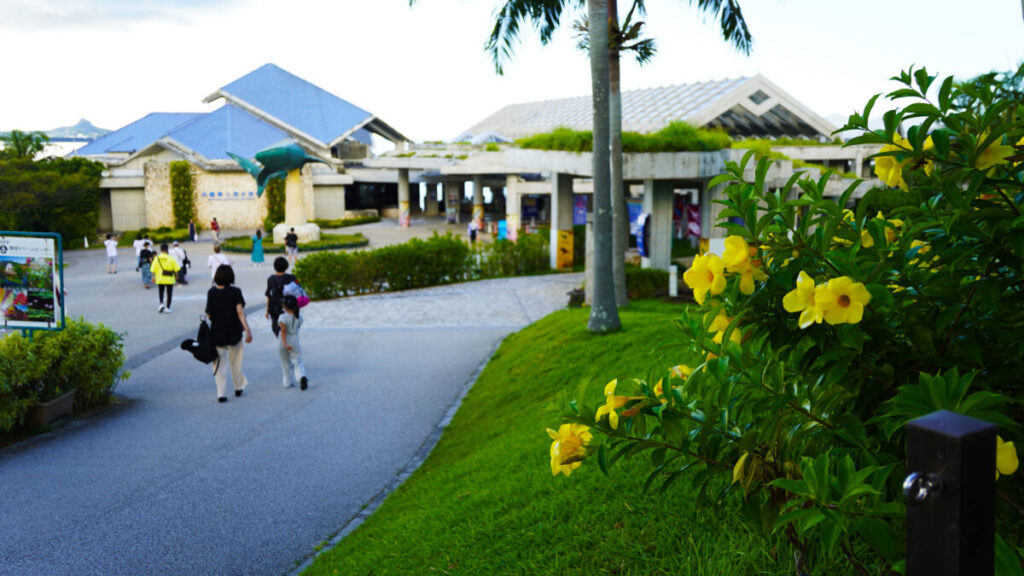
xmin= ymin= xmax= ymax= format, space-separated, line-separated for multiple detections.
xmin=0 ymin=119 xmax=110 ymax=142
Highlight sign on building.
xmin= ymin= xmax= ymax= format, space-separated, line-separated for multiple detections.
xmin=0 ymin=232 xmax=64 ymax=331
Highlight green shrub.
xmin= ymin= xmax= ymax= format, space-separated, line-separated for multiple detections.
xmin=624 ymin=266 xmax=671 ymax=299
xmin=0 ymin=318 xmax=127 ymax=431
xmin=262 ymin=178 xmax=285 ymax=231
xmin=477 ymin=233 xmax=550 ymax=277
xmin=517 ymin=122 xmax=731 ymax=153
xmin=219 ymin=233 xmax=367 ymax=253
xmin=0 ymin=155 xmax=104 ymax=243
xmin=121 ymin=228 xmax=192 ymax=246
xmin=169 ymin=161 xmax=196 ymax=229
xmin=311 ymin=216 xmax=381 ymax=228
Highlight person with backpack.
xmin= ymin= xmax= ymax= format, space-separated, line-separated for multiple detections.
xmin=284 ymin=227 xmax=299 ymax=266
xmin=205 ymin=264 xmax=252 ymax=402
xmin=150 ymin=243 xmax=181 ymax=314
xmin=265 ymin=256 xmax=296 ymax=338
xmin=277 ymin=295 xmax=308 ymax=390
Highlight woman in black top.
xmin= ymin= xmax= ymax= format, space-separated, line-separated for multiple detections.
xmin=264 ymin=256 xmax=296 ymax=338
xmin=206 ymin=264 xmax=253 ymax=402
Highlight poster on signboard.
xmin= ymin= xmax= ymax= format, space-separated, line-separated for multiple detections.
xmin=0 ymin=234 xmax=62 ymax=330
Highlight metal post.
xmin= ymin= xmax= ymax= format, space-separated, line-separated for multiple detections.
xmin=904 ymin=409 xmax=995 ymax=576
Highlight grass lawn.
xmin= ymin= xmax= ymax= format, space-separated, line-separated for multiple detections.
xmin=304 ymin=300 xmax=850 ymax=575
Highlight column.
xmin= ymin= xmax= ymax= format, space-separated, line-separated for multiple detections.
xmin=398 ymin=168 xmax=411 ymax=228
xmin=445 ymin=180 xmax=462 ymax=224
xmin=472 ymin=175 xmax=484 ymax=230
xmin=641 ymin=179 xmax=673 ymax=270
xmin=505 ymin=174 xmax=520 ymax=242
xmin=425 ymin=183 xmax=440 ymax=216
xmin=549 ymin=172 xmax=574 ymax=269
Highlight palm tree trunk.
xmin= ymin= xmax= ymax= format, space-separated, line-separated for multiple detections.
xmin=608 ymin=0 xmax=629 ymax=308
xmin=587 ymin=0 xmax=621 ymax=333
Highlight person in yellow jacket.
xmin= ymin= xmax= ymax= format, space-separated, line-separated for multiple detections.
xmin=150 ymin=243 xmax=182 ymax=313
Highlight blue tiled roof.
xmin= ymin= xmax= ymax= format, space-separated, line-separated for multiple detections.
xmin=216 ymin=63 xmax=373 ymax=145
xmin=75 ymin=112 xmax=201 ymax=155
xmin=167 ymin=104 xmax=290 ymax=160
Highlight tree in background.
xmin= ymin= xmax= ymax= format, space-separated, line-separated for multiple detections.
xmin=169 ymin=160 xmax=196 ymax=229
xmin=0 ymin=155 xmax=103 ymax=245
xmin=263 ymin=177 xmax=286 ymax=232
xmin=0 ymin=130 xmax=49 ymax=160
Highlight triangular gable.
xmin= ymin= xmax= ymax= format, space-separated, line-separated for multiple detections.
xmin=688 ymin=75 xmax=835 ymax=139
xmin=75 ymin=112 xmax=202 ymax=156
xmin=203 ymin=63 xmax=408 ymax=148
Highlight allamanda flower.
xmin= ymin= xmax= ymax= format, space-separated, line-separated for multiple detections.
xmin=683 ymin=253 xmax=727 ymax=305
xmin=860 ymin=212 xmax=902 ymax=248
xmin=815 ymin=276 xmax=872 ymax=325
xmin=595 ymin=379 xmax=632 ymax=430
xmin=782 ymin=270 xmax=823 ymax=329
xmin=976 ymin=132 xmax=1015 ymax=172
xmin=722 ymin=236 xmax=767 ymax=294
xmin=875 ymin=134 xmax=911 ymax=190
xmin=708 ymin=309 xmax=741 ymax=345
xmin=997 ymin=435 xmax=1019 ymax=480
xmin=547 ymin=423 xmax=593 ymax=477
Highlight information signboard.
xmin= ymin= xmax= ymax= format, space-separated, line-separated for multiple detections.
xmin=0 ymin=232 xmax=64 ymax=331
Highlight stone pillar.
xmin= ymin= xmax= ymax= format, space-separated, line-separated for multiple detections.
xmin=584 ymin=213 xmax=594 ymax=305
xmin=398 ymin=168 xmax=411 ymax=228
xmin=641 ymin=179 xmax=673 ymax=270
xmin=505 ymin=174 xmax=520 ymax=242
xmin=445 ymin=180 xmax=462 ymax=224
xmin=274 ymin=168 xmax=321 ymax=244
xmin=425 ymin=183 xmax=440 ymax=216
xmin=550 ymin=172 xmax=574 ymax=269
xmin=472 ymin=175 xmax=484 ymax=230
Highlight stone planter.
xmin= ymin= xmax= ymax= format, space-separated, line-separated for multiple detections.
xmin=25 ymin=389 xmax=75 ymax=429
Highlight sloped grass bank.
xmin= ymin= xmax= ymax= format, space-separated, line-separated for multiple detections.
xmin=305 ymin=301 xmax=850 ymax=575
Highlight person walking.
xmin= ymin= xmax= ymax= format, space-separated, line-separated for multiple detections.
xmin=210 ymin=218 xmax=221 ymax=244
xmin=284 ymin=228 xmax=298 ymax=266
xmin=139 ymin=241 xmax=155 ymax=289
xmin=277 ymin=295 xmax=308 ymax=390
xmin=170 ymin=241 xmax=189 ymax=285
xmin=264 ymin=256 xmax=296 ymax=338
xmin=207 ymin=244 xmax=232 ymax=282
xmin=188 ymin=219 xmax=198 ymax=243
xmin=150 ymin=243 xmax=181 ymax=313
xmin=104 ymin=233 xmax=119 ymax=274
xmin=205 ymin=265 xmax=252 ymax=402
xmin=132 ymin=234 xmax=145 ymax=271
xmin=251 ymin=229 xmax=265 ymax=268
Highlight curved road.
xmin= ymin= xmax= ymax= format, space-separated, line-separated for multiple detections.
xmin=0 ymin=232 xmax=582 ymax=575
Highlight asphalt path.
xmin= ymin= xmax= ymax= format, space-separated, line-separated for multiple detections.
xmin=0 ymin=227 xmax=582 ymax=575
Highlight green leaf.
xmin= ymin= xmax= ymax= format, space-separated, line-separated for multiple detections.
xmin=996 ymin=533 xmax=1024 ymax=576
xmin=855 ymin=517 xmax=898 ymax=562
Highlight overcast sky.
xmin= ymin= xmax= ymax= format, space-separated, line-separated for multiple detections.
xmin=1 ymin=0 xmax=1021 ymax=143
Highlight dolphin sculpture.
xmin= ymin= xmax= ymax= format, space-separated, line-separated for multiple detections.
xmin=227 ymin=140 xmax=329 ymax=197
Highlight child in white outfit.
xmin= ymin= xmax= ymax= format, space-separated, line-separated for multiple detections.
xmin=278 ymin=295 xmax=308 ymax=390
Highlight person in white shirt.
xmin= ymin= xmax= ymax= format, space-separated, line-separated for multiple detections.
xmin=170 ymin=241 xmax=189 ymax=285
xmin=132 ymin=236 xmax=146 ymax=271
xmin=207 ymin=243 xmax=233 ymax=281
xmin=104 ymin=233 xmax=119 ymax=274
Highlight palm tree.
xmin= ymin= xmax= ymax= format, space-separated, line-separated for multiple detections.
xmin=586 ymin=0 xmax=620 ymax=332
xmin=0 ymin=130 xmax=49 ymax=160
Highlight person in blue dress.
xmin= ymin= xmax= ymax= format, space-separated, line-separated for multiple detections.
xmin=251 ymin=229 xmax=265 ymax=267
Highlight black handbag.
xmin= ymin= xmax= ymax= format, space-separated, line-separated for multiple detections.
xmin=180 ymin=316 xmax=218 ymax=364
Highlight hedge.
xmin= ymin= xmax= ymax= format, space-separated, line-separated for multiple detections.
xmin=220 ymin=233 xmax=368 ymax=254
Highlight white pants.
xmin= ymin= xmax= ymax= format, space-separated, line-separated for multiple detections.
xmin=214 ymin=343 xmax=248 ymax=398
xmin=278 ymin=345 xmax=306 ymax=386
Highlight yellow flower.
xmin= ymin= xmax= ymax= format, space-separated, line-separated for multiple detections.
xmin=976 ymin=133 xmax=1014 ymax=172
xmin=670 ymin=364 xmax=693 ymax=379
xmin=814 ymin=276 xmax=872 ymax=325
xmin=860 ymin=212 xmax=902 ymax=248
xmin=997 ymin=435 xmax=1019 ymax=480
xmin=683 ymin=253 xmax=727 ymax=305
xmin=708 ymin=309 xmax=741 ymax=344
xmin=783 ymin=271 xmax=823 ymax=329
xmin=595 ymin=379 xmax=631 ymax=430
xmin=547 ymin=423 xmax=592 ymax=477
xmin=722 ymin=236 xmax=766 ymax=294
xmin=875 ymin=134 xmax=910 ymax=190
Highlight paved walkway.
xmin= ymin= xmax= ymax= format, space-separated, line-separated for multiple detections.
xmin=0 ymin=223 xmax=582 ymax=575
